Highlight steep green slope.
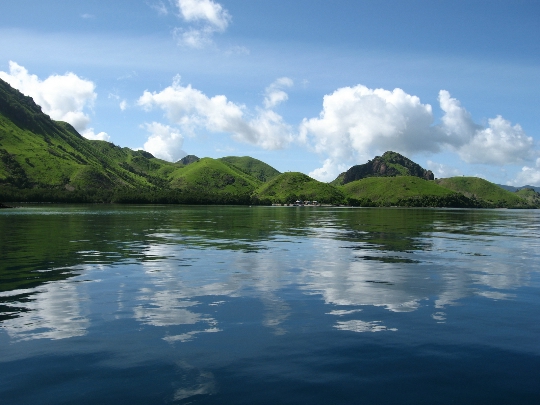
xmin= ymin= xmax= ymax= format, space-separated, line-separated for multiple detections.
xmin=167 ymin=158 xmax=262 ymax=203
xmin=0 ymin=78 xmax=157 ymax=192
xmin=435 ymin=177 xmax=531 ymax=208
xmin=253 ymin=172 xmax=345 ymax=204
xmin=87 ymin=140 xmax=179 ymax=186
xmin=341 ymin=176 xmax=478 ymax=207
xmin=219 ymin=156 xmax=281 ymax=182
xmin=331 ymin=151 xmax=434 ymax=186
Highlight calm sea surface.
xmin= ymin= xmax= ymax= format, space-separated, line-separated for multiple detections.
xmin=1 ymin=205 xmax=539 ymax=404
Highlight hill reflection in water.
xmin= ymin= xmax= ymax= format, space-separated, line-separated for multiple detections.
xmin=1 ymin=205 xmax=539 ymax=404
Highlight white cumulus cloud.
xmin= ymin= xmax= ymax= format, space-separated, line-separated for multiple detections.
xmin=302 ymin=85 xmax=536 ymax=180
xmin=0 ymin=61 xmax=109 ymax=141
xmin=174 ymin=0 xmax=230 ymax=48
xmin=300 ymin=85 xmax=437 ymax=165
xmin=138 ymin=75 xmax=293 ymax=150
xmin=509 ymin=158 xmax=540 ymax=187
xmin=142 ymin=122 xmax=186 ymax=162
xmin=81 ymin=129 xmax=110 ymax=141
xmin=438 ymin=90 xmax=534 ymax=165
xmin=309 ymin=159 xmax=349 ymax=183
xmin=426 ymin=160 xmax=462 ymax=179
xmin=264 ymin=77 xmax=293 ymax=109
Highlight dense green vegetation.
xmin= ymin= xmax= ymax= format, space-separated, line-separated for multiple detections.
xmin=435 ymin=177 xmax=534 ymax=208
xmin=219 ymin=156 xmax=281 ymax=182
xmin=515 ymin=188 xmax=540 ymax=206
xmin=0 ymin=77 xmax=538 ymax=208
xmin=341 ymin=176 xmax=482 ymax=207
xmin=252 ymin=172 xmax=345 ymax=204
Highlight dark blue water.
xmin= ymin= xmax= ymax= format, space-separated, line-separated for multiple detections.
xmin=1 ymin=205 xmax=539 ymax=404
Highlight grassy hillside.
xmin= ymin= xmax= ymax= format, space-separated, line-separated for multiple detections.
xmin=515 ymin=188 xmax=540 ymax=205
xmin=435 ymin=177 xmax=531 ymax=208
xmin=2 ymin=78 xmax=538 ymax=208
xmin=166 ymin=158 xmax=261 ymax=203
xmin=219 ymin=156 xmax=280 ymax=182
xmin=253 ymin=172 xmax=345 ymax=204
xmin=341 ymin=176 xmax=479 ymax=207
xmin=87 ymin=140 xmax=179 ymax=186
xmin=0 ymin=78 xmax=161 ymax=193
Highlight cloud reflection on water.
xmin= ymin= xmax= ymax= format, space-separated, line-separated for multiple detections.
xmin=1 ymin=279 xmax=89 ymax=341
xmin=1 ymin=207 xmax=539 ymax=344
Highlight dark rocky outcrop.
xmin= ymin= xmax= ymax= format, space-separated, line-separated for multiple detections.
xmin=179 ymin=155 xmax=200 ymax=165
xmin=332 ymin=151 xmax=434 ymax=185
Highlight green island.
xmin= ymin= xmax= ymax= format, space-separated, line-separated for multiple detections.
xmin=1 ymin=78 xmax=538 ymax=208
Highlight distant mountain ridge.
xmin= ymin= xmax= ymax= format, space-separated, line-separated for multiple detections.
xmin=331 ymin=151 xmax=434 ymax=186
xmin=497 ymin=184 xmax=540 ymax=193
xmin=0 ymin=77 xmax=538 ymax=208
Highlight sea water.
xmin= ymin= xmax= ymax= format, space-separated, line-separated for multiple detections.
xmin=1 ymin=205 xmax=539 ymax=404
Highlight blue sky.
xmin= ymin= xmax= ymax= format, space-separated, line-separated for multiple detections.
xmin=1 ymin=0 xmax=539 ymax=185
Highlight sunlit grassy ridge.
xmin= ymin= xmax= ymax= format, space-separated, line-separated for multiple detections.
xmin=0 ymin=78 xmax=161 ymax=191
xmin=253 ymin=172 xmax=345 ymax=204
xmin=435 ymin=177 xmax=531 ymax=208
xmin=340 ymin=176 xmax=480 ymax=207
xmin=167 ymin=158 xmax=261 ymax=202
xmin=219 ymin=156 xmax=281 ymax=182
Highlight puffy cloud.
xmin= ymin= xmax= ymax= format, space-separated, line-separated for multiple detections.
xmin=510 ymin=158 xmax=540 ymax=187
xmin=81 ymin=129 xmax=110 ymax=142
xmin=144 ymin=122 xmax=186 ymax=162
xmin=142 ymin=122 xmax=186 ymax=162
xmin=309 ymin=159 xmax=348 ymax=183
xmin=302 ymin=85 xmax=536 ymax=179
xmin=438 ymin=91 xmax=534 ymax=165
xmin=176 ymin=0 xmax=230 ymax=30
xmin=264 ymin=77 xmax=293 ymax=109
xmin=300 ymin=85 xmax=437 ymax=164
xmin=137 ymin=76 xmax=293 ymax=150
xmin=173 ymin=26 xmax=215 ymax=48
xmin=174 ymin=0 xmax=230 ymax=47
xmin=426 ymin=160 xmax=462 ymax=179
xmin=0 ymin=61 xmax=109 ymax=141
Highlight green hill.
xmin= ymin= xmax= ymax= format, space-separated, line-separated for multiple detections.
xmin=87 ymin=140 xmax=179 ymax=186
xmin=515 ymin=188 xmax=540 ymax=205
xmin=253 ymin=172 xmax=345 ymax=204
xmin=0 ymin=78 xmax=163 ymax=194
xmin=167 ymin=158 xmax=262 ymax=203
xmin=0 ymin=78 xmax=261 ymax=204
xmin=219 ymin=156 xmax=280 ymax=182
xmin=1 ymin=77 xmax=538 ymax=208
xmin=435 ymin=177 xmax=532 ymax=208
xmin=331 ymin=151 xmax=434 ymax=186
xmin=341 ymin=176 xmax=478 ymax=207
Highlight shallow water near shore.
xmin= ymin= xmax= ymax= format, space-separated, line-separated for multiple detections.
xmin=1 ymin=205 xmax=540 ymax=404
